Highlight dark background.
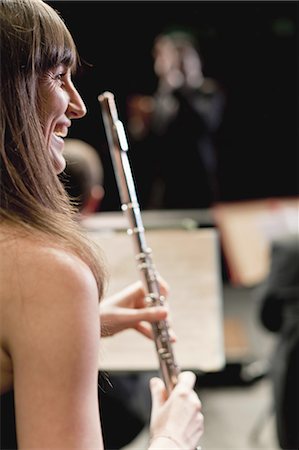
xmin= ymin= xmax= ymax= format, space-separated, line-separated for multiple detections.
xmin=48 ymin=1 xmax=298 ymax=211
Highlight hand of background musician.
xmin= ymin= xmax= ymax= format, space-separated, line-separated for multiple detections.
xmin=127 ymin=94 xmax=155 ymax=140
xmin=99 ymin=279 xmax=176 ymax=340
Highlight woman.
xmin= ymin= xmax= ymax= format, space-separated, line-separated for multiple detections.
xmin=0 ymin=0 xmax=204 ymax=448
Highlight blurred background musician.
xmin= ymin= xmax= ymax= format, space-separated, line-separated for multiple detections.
xmin=127 ymin=29 xmax=226 ymax=210
xmin=62 ymin=138 xmax=105 ymax=216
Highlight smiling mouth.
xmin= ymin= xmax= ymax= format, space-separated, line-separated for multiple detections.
xmin=54 ymin=130 xmax=68 ymax=139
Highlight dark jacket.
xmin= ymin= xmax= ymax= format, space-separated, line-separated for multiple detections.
xmin=257 ymin=235 xmax=299 ymax=450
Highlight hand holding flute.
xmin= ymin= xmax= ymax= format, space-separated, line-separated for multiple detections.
xmin=98 ymin=91 xmax=204 ymax=449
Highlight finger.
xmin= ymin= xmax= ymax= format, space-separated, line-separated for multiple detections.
xmin=133 ymin=306 xmax=168 ymax=324
xmin=135 ymin=322 xmax=154 ymax=340
xmin=156 ymin=274 xmax=170 ymax=297
xmin=110 ymin=281 xmax=144 ymax=308
xmin=150 ymin=376 xmax=167 ymax=411
xmin=135 ymin=322 xmax=177 ymax=342
xmin=109 ymin=306 xmax=167 ymax=329
xmin=177 ymin=371 xmax=197 ymax=389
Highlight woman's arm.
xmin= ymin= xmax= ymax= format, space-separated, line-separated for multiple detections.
xmin=8 ymin=245 xmax=104 ymax=449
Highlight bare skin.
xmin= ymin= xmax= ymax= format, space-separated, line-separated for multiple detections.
xmin=0 ymin=225 xmax=204 ymax=449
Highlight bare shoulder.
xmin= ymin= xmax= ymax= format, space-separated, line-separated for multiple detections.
xmin=0 ymin=226 xmax=100 ymax=350
xmin=1 ymin=226 xmax=98 ymax=300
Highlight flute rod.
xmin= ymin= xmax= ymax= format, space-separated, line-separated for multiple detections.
xmin=98 ymin=91 xmax=180 ymax=392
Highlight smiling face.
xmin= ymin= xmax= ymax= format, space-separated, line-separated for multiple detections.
xmin=39 ymin=65 xmax=87 ymax=174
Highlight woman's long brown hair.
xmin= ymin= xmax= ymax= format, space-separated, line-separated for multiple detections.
xmin=0 ymin=0 xmax=107 ymax=298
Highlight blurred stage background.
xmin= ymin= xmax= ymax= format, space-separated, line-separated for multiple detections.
xmin=47 ymin=0 xmax=297 ymax=212
xmin=47 ymin=2 xmax=298 ymax=448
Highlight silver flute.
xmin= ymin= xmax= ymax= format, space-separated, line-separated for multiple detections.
xmin=98 ymin=91 xmax=180 ymax=392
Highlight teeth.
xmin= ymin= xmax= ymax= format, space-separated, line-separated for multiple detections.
xmin=54 ymin=131 xmax=67 ymax=138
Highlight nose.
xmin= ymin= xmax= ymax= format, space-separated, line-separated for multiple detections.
xmin=66 ymin=83 xmax=87 ymax=119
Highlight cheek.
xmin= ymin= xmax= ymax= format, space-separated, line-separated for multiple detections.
xmin=40 ymin=81 xmax=68 ymax=117
xmin=47 ymin=89 xmax=68 ymax=117
xmin=42 ymin=92 xmax=68 ymax=139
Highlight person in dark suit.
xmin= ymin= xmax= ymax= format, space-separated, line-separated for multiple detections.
xmin=127 ymin=29 xmax=225 ymax=209
xmin=257 ymin=234 xmax=299 ymax=449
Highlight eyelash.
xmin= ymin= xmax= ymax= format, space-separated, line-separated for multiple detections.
xmin=55 ymin=72 xmax=67 ymax=84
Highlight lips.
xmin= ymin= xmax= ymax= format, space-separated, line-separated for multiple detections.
xmin=53 ymin=126 xmax=69 ymax=139
xmin=50 ymin=132 xmax=64 ymax=152
xmin=50 ymin=125 xmax=68 ymax=148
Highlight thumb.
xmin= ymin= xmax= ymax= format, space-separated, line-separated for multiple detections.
xmin=177 ymin=370 xmax=197 ymax=389
xmin=150 ymin=377 xmax=167 ymax=413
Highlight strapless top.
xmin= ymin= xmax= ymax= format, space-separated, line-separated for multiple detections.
xmin=0 ymin=389 xmax=17 ymax=449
